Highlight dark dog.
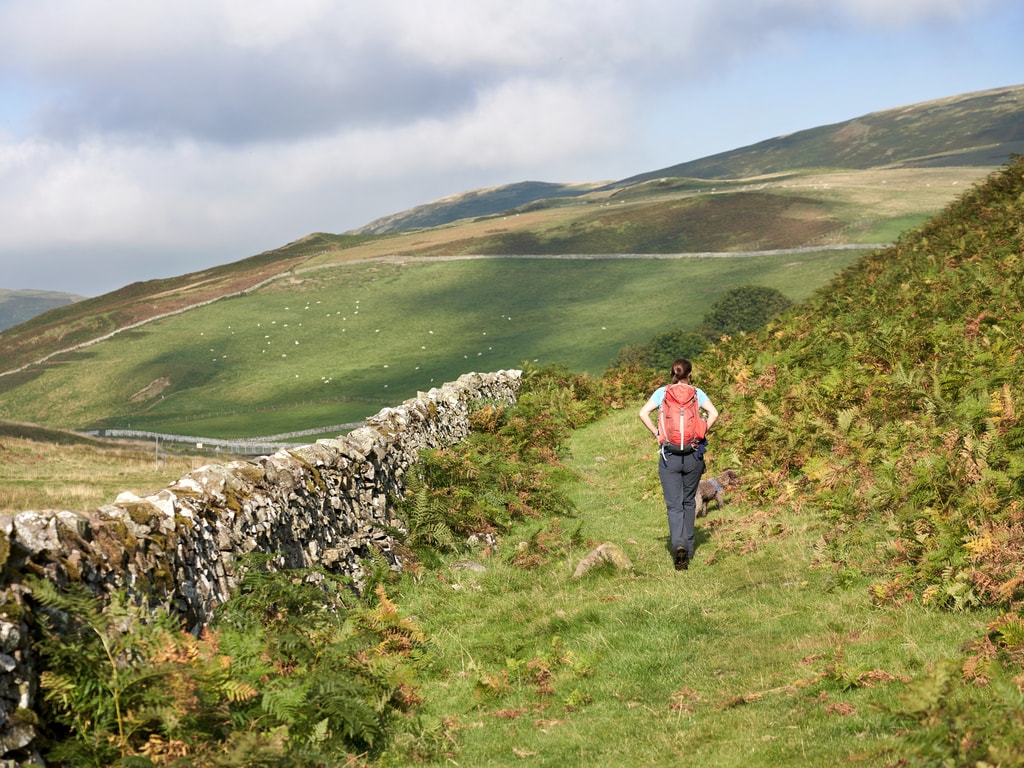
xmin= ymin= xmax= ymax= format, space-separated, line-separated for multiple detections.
xmin=696 ymin=469 xmax=740 ymax=518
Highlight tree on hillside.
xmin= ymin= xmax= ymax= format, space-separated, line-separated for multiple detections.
xmin=697 ymin=285 xmax=792 ymax=341
xmin=611 ymin=285 xmax=788 ymax=372
xmin=610 ymin=329 xmax=707 ymax=372
xmin=645 ymin=328 xmax=709 ymax=371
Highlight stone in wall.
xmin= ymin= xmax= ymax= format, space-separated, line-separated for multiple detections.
xmin=0 ymin=369 xmax=521 ymax=764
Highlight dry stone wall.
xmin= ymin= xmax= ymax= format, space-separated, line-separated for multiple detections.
xmin=0 ymin=369 xmax=521 ymax=764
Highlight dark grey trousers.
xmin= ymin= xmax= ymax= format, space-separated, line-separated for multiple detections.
xmin=657 ymin=450 xmax=705 ymax=559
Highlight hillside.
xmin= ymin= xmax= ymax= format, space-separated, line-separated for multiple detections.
xmin=0 ymin=85 xmax=1015 ymax=437
xmin=2 ymin=86 xmax=1013 ymax=372
xmin=4 ymin=158 xmax=1024 ymax=767
xmin=0 ymin=289 xmax=85 ymax=332
xmin=689 ymin=154 xmax=1024 ymax=757
xmin=0 ymin=247 xmax=866 ymax=437
xmin=392 ymin=155 xmax=1024 ymax=765
xmin=623 ymin=83 xmax=1024 ymax=182
xmin=0 ymin=171 xmax=990 ymax=436
xmin=354 ymin=83 xmax=1024 ymax=233
xmin=352 ymin=180 xmax=603 ymax=235
xmin=0 ymin=235 xmax=364 ymax=374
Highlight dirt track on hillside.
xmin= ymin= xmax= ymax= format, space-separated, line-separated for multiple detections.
xmin=3 ymin=245 xmax=888 ymax=380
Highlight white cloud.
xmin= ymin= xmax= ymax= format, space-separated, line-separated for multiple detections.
xmin=0 ymin=1 xmax=1002 ymax=145
xmin=325 ymin=77 xmax=628 ymax=175
xmin=0 ymin=0 xmax=1019 ymax=294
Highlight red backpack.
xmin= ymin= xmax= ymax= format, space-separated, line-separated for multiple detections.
xmin=658 ymin=383 xmax=707 ymax=454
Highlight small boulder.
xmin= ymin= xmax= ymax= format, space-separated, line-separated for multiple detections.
xmin=572 ymin=542 xmax=633 ymax=579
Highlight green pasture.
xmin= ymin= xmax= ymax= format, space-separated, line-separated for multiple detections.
xmin=857 ymin=215 xmax=931 ymax=244
xmin=0 ymin=250 xmax=866 ymax=438
xmin=387 ymin=407 xmax=997 ymax=766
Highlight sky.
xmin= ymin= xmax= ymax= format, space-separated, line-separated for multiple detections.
xmin=1 ymin=0 xmax=1022 ymax=297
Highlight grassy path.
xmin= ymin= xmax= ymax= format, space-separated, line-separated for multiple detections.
xmin=390 ymin=408 xmax=995 ymax=766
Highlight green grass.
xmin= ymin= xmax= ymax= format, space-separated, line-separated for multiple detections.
xmin=10 ymin=157 xmax=1023 ymax=763
xmin=384 ymin=407 xmax=996 ymax=767
xmin=0 ymin=159 xmax=990 ymax=444
xmin=0 ymin=251 xmax=865 ymax=437
xmin=857 ymin=214 xmax=933 ymax=243
xmin=0 ymin=433 xmax=212 ymax=515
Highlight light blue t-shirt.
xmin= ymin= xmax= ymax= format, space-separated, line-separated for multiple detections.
xmin=649 ymin=385 xmax=710 ymax=410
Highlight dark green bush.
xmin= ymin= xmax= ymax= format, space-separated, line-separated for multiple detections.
xmin=696 ymin=285 xmax=792 ymax=341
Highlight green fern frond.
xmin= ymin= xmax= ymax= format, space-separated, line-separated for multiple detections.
xmin=222 ymin=679 xmax=260 ymax=703
xmin=38 ymin=670 xmax=76 ymax=703
xmin=262 ymin=684 xmax=308 ymax=725
xmin=397 ymin=477 xmax=462 ymax=553
xmin=310 ymin=716 xmax=331 ymax=744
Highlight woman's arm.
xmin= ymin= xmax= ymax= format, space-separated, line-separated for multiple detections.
xmin=703 ymin=399 xmax=720 ymax=432
xmin=638 ymin=397 xmax=659 ymax=438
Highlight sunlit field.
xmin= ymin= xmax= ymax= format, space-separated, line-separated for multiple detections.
xmin=0 ymin=250 xmax=865 ymax=438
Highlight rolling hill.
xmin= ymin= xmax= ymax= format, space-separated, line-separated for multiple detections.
xmin=0 ymin=84 xmax=1021 ymax=439
xmin=352 ymin=83 xmax=1024 ymax=233
xmin=620 ymin=82 xmax=1024 ymax=181
xmin=0 ymin=288 xmax=85 ymax=332
xmin=10 ymin=153 xmax=1024 ymax=765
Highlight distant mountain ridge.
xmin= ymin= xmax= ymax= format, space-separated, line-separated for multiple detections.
xmin=620 ymin=83 xmax=1024 ymax=183
xmin=352 ymin=181 xmax=603 ymax=235
xmin=353 ymin=84 xmax=1024 ymax=234
xmin=0 ymin=289 xmax=85 ymax=332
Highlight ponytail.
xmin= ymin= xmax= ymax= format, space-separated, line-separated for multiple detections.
xmin=670 ymin=358 xmax=692 ymax=384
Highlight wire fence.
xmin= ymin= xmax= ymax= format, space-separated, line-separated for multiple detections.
xmin=87 ymin=422 xmax=365 ymax=457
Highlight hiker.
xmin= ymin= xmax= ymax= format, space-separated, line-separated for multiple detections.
xmin=638 ymin=358 xmax=719 ymax=571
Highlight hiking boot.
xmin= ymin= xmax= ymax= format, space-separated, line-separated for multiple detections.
xmin=674 ymin=547 xmax=689 ymax=571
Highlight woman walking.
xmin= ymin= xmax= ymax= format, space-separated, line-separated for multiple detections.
xmin=638 ymin=358 xmax=719 ymax=570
